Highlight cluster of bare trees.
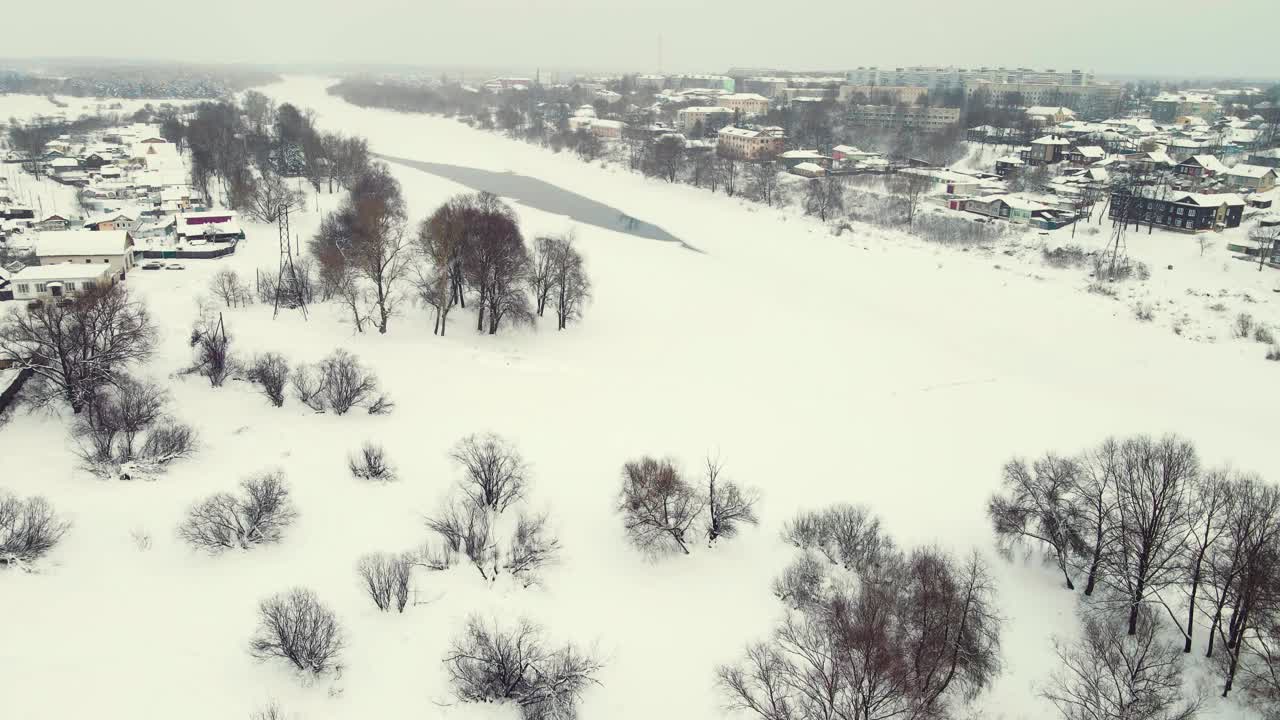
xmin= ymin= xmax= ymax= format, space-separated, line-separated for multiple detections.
xmin=617 ymin=455 xmax=759 ymax=556
xmin=720 ymin=503 xmax=1003 ymax=720
xmin=419 ymin=433 xmax=561 ymax=588
xmin=249 ymin=587 xmax=344 ymax=676
xmin=0 ymin=284 xmax=157 ymax=413
xmin=246 ymin=353 xmax=290 ymax=407
xmin=312 ymin=164 xmax=411 ymax=334
xmin=72 ymin=378 xmax=197 ymax=478
xmin=209 ymin=269 xmax=255 ymax=308
xmin=0 ymin=491 xmax=70 ymax=569
xmin=356 ymin=551 xmax=412 ymax=612
xmin=187 ymin=312 xmax=234 ymax=387
xmin=414 ymin=193 xmax=592 ymax=336
xmin=444 ymin=616 xmax=602 ymax=720
xmin=988 ymin=434 xmax=1280 ymax=709
xmin=178 ymin=471 xmax=297 ymax=552
xmin=290 ymin=349 xmax=391 ymax=415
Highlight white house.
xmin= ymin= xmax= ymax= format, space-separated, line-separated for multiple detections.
xmin=9 ymin=263 xmax=117 ymax=302
xmin=177 ymin=211 xmax=244 ymax=243
xmin=36 ymin=230 xmax=134 ymax=279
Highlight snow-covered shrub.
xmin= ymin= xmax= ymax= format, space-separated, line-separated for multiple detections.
xmin=1266 ymin=344 xmax=1280 ymax=361
xmin=187 ymin=314 xmax=235 ymax=387
xmin=249 ymin=588 xmax=344 ymax=675
xmin=348 ymin=442 xmax=394 ymax=481
xmin=1134 ymin=303 xmax=1154 ymax=322
xmin=1087 ymin=282 xmax=1117 ymax=298
xmin=0 ymin=492 xmax=70 ymax=568
xmin=1042 ymin=245 xmax=1090 ymax=269
xmin=356 ymin=551 xmax=411 ymax=612
xmin=209 ymin=268 xmax=253 ymax=308
xmin=771 ymin=551 xmax=827 ymax=611
xmin=444 ymin=616 xmax=601 ymax=720
xmin=247 ymin=353 xmax=290 ymax=407
xmin=290 ymin=364 xmax=326 ymax=412
xmin=782 ymin=504 xmax=895 ymax=574
xmin=178 ymin=471 xmax=296 ymax=552
xmin=74 ymin=379 xmax=197 ymax=478
xmin=289 ymin=349 xmax=387 ymax=415
xmin=1235 ymin=312 xmax=1256 ymax=339
xmin=1254 ymin=326 xmax=1275 ymax=344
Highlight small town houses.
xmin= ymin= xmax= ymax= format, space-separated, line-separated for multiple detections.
xmin=1107 ymin=188 xmax=1246 ymax=232
xmin=34 ymin=230 xmax=135 ymax=279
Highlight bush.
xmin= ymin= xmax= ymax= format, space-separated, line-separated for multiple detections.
xmin=618 ymin=456 xmax=702 ymax=556
xmin=1134 ymin=303 xmax=1154 ymax=322
xmin=320 ymin=349 xmax=378 ymax=415
xmin=247 ymin=353 xmax=290 ymax=407
xmin=1042 ymin=245 xmax=1090 ymax=269
xmin=444 ymin=616 xmax=602 ymax=720
xmin=356 ymin=552 xmax=412 ymax=612
xmin=75 ymin=379 xmax=197 ymax=478
xmin=1087 ymin=282 xmax=1117 ymax=298
xmin=290 ymin=364 xmax=326 ymax=412
xmin=1254 ymin=326 xmax=1275 ymax=344
xmin=1267 ymin=344 xmax=1280 ymax=362
xmin=249 ymin=588 xmax=344 ymax=675
xmin=0 ymin=492 xmax=70 ymax=568
xmin=1235 ymin=312 xmax=1256 ymax=339
xmin=178 ymin=471 xmax=297 ymax=552
xmin=188 ymin=314 xmax=235 ymax=387
xmin=349 ymin=442 xmax=395 ymax=481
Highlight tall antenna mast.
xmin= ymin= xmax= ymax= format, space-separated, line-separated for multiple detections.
xmin=658 ymin=34 xmax=663 ymax=74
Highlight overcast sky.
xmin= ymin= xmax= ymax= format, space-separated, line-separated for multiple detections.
xmin=6 ymin=0 xmax=1280 ymax=79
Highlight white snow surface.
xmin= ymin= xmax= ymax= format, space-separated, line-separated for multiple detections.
xmin=1 ymin=77 xmax=1275 ymax=719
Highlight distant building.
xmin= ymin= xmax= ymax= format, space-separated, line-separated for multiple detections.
xmin=177 ymin=211 xmax=244 ymax=243
xmin=1174 ymin=154 xmax=1228 ymax=179
xmin=676 ymin=74 xmax=735 ymax=93
xmin=1247 ymin=148 xmax=1280 ymax=169
xmin=837 ymin=85 xmax=928 ymax=105
xmin=846 ymin=66 xmax=1093 ymax=90
xmin=716 ymin=126 xmax=785 ymax=161
xmin=847 ymin=105 xmax=960 ymax=132
xmin=589 ymin=119 xmax=625 ymax=140
xmin=717 ymin=93 xmax=770 ymax=116
xmin=1027 ymin=135 xmax=1071 ymax=165
xmin=1025 ymin=106 xmax=1076 ymax=124
xmin=36 ymin=229 xmax=134 ymax=279
xmin=1151 ymin=93 xmax=1219 ymax=123
xmin=965 ymin=80 xmax=1122 ymax=118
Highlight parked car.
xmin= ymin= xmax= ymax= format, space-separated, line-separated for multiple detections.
xmin=141 ymin=261 xmax=163 ymax=270
xmin=165 ymin=263 xmax=185 ymax=270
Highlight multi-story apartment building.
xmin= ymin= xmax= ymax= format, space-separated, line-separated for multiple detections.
xmin=717 ymin=93 xmax=770 ymax=116
xmin=1108 ymin=188 xmax=1245 ymax=232
xmin=963 ymin=80 xmax=1122 ymax=118
xmin=847 ymin=105 xmax=961 ymax=132
xmin=676 ymin=106 xmax=735 ymax=135
xmin=1150 ymin=93 xmax=1220 ymax=123
xmin=716 ymin=126 xmax=785 ymax=160
xmin=676 ymin=74 xmax=736 ymax=92
xmin=739 ymin=77 xmax=790 ymax=98
xmin=838 ymin=85 xmax=929 ymax=105
xmin=845 ymin=66 xmax=1092 ymax=90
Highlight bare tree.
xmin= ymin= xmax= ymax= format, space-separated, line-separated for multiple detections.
xmin=249 ymin=588 xmax=344 ymax=675
xmin=0 ymin=284 xmax=157 ymax=412
xmin=424 ymin=498 xmax=497 ymax=580
xmin=210 ymin=269 xmax=254 ymax=308
xmin=1103 ymin=435 xmax=1198 ymax=635
xmin=249 ymin=701 xmax=286 ymax=720
xmin=1077 ymin=439 xmax=1121 ymax=597
xmin=1043 ymin=606 xmax=1201 ymax=720
xmin=450 ymin=433 xmax=529 ymax=513
xmin=178 ymin=471 xmax=297 ymax=552
xmin=289 ymin=363 xmax=326 ymax=412
xmin=247 ymin=353 xmax=290 ymax=407
xmin=311 ymin=163 xmax=411 ymax=334
xmin=414 ymin=195 xmax=470 ymax=335
xmin=988 ymin=453 xmax=1085 ymax=589
xmin=782 ymin=503 xmax=896 ymax=574
xmin=188 ymin=312 xmax=235 ymax=387
xmin=704 ymin=455 xmax=759 ymax=544
xmin=653 ymin=135 xmax=685 ymax=182
xmin=0 ymin=492 xmax=70 ymax=568
xmin=618 ymin=456 xmax=704 ymax=556
xmin=550 ymin=236 xmax=591 ymax=330
xmin=74 ymin=379 xmax=196 ymax=476
xmin=444 ymin=616 xmax=602 ymax=720
xmin=356 ymin=551 xmax=412 ymax=612
xmin=899 ymin=172 xmax=933 ymax=227
xmin=244 ymin=170 xmax=305 ymax=223
xmin=318 ymin=349 xmax=379 ymax=415
xmin=770 ymin=551 xmax=827 ymax=611
xmin=1176 ymin=469 xmax=1235 ymax=652
xmin=748 ymin=161 xmax=779 ymax=206
xmin=803 ymin=175 xmax=846 ymax=222
xmin=529 ymin=235 xmax=558 ymax=317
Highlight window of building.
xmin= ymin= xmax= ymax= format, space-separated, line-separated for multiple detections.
xmin=1176 ymin=207 xmax=1184 ymax=215
xmin=35 ymin=283 xmax=47 ymax=293
xmin=65 ymin=282 xmax=76 ymax=291
xmin=16 ymin=284 xmax=29 ymax=294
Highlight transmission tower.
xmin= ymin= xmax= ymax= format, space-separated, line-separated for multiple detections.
xmin=273 ymin=204 xmax=308 ymax=320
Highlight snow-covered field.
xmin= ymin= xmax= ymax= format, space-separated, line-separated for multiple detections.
xmin=2 ymin=77 xmax=1276 ymax=719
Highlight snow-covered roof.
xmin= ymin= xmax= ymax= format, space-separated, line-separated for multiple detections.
xmin=721 ymin=93 xmax=769 ymax=102
xmin=590 ymin=119 xmax=625 ymax=130
xmin=36 ymin=230 xmax=131 ymax=257
xmin=83 ymin=211 xmax=136 ymax=227
xmin=1184 ymin=155 xmax=1228 ymax=173
xmin=1226 ymin=164 xmax=1276 ymax=179
xmin=1074 ymin=146 xmax=1105 ymax=158
xmin=11 ymin=263 xmax=115 ymax=282
xmin=780 ymin=150 xmax=828 ymax=160
xmin=1031 ymin=135 xmax=1070 ymax=146
xmin=1026 ymin=106 xmax=1074 ymax=117
xmin=792 ymin=162 xmax=825 ymax=174
xmin=49 ymin=157 xmax=79 ymax=167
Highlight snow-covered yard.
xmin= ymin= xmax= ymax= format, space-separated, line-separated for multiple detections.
xmin=0 ymin=77 xmax=1275 ymax=719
